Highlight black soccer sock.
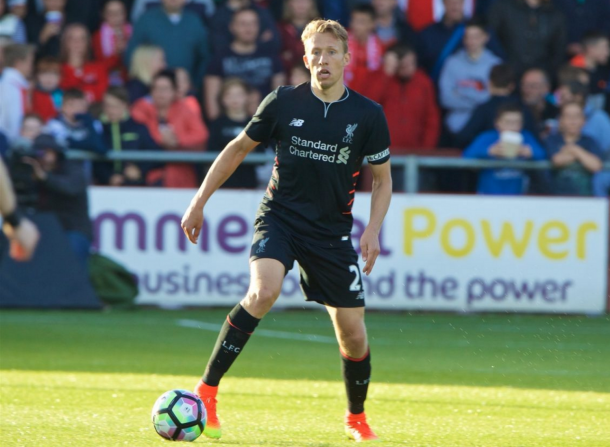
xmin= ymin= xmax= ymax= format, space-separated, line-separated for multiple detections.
xmin=202 ymin=304 xmax=260 ymax=386
xmin=341 ymin=348 xmax=371 ymax=415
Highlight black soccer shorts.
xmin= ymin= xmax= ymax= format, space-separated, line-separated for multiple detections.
xmin=249 ymin=215 xmax=366 ymax=308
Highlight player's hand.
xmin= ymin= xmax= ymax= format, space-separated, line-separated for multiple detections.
xmin=360 ymin=227 xmax=380 ymax=276
xmin=2 ymin=218 xmax=40 ymax=262
xmin=181 ymin=204 xmax=204 ymax=244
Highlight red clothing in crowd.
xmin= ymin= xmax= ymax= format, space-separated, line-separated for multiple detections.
xmin=131 ymin=98 xmax=209 ymax=188
xmin=92 ymin=24 xmax=132 ymax=84
xmin=60 ymin=61 xmax=109 ymax=103
xmin=404 ymin=0 xmax=475 ymax=31
xmin=364 ymin=69 xmax=440 ymax=151
xmin=344 ymin=32 xmax=384 ymax=94
xmin=277 ymin=21 xmax=305 ymax=75
xmin=30 ymin=90 xmax=57 ymax=122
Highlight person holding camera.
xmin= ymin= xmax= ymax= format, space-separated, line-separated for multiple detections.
xmin=0 ymin=157 xmax=39 ymax=261
xmin=18 ymin=133 xmax=92 ymax=263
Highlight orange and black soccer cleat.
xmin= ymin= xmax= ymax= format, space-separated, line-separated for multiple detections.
xmin=345 ymin=411 xmax=380 ymax=442
xmin=194 ymin=380 xmax=222 ymax=439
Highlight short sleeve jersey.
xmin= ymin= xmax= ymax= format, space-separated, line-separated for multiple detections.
xmin=244 ymin=82 xmax=391 ymax=241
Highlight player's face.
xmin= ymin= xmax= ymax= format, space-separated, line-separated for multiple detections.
xmin=303 ymin=32 xmax=350 ymax=90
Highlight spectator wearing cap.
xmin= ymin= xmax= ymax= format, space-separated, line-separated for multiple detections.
xmin=125 ymin=0 xmax=210 ymax=87
xmin=131 ymin=69 xmax=208 ymax=188
xmin=0 ymin=0 xmax=27 ymax=43
xmin=488 ymin=0 xmax=565 ymax=77
xmin=545 ymin=102 xmax=603 ymax=196
xmin=453 ymin=64 xmax=538 ymax=148
xmin=345 ymin=4 xmax=384 ymax=94
xmin=92 ymin=0 xmax=132 ymax=86
xmin=204 ymin=7 xmax=284 ymax=121
xmin=209 ymin=0 xmax=280 ymax=54
xmin=21 ymin=133 xmax=93 ymax=263
xmin=464 ymin=103 xmax=546 ymax=195
xmin=59 ymin=23 xmax=109 ymax=104
xmin=95 ymin=86 xmax=160 ymax=186
xmin=520 ymin=68 xmax=558 ymax=139
xmin=0 ymin=43 xmax=34 ymax=141
xmin=438 ymin=19 xmax=500 ymax=136
xmin=570 ymin=32 xmax=610 ymax=112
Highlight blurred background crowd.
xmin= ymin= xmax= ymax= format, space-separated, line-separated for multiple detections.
xmin=0 ymin=0 xmax=608 ymax=205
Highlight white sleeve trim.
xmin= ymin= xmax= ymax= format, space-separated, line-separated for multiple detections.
xmin=366 ymin=148 xmax=390 ymax=162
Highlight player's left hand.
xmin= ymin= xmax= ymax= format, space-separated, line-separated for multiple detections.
xmin=360 ymin=227 xmax=380 ymax=276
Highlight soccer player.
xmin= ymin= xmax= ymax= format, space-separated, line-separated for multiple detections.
xmin=181 ymin=18 xmax=392 ymax=443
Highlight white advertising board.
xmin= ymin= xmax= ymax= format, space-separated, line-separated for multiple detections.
xmin=90 ymin=188 xmax=609 ymax=314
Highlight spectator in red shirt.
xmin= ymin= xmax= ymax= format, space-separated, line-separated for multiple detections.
xmin=92 ymin=0 xmax=132 ymax=86
xmin=364 ymin=44 xmax=440 ymax=191
xmin=276 ymin=0 xmax=319 ymax=76
xmin=365 ymin=44 xmax=440 ymax=151
xmin=31 ymin=56 xmax=63 ymax=122
xmin=59 ymin=23 xmax=109 ymax=104
xmin=131 ymin=69 xmax=208 ymax=188
xmin=345 ymin=4 xmax=384 ymax=94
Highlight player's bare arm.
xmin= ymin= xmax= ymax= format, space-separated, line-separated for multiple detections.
xmin=361 ymin=160 xmax=392 ymax=276
xmin=181 ymin=131 xmax=260 ymax=244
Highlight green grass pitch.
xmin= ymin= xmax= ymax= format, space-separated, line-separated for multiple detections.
xmin=1 ymin=309 xmax=609 ymax=446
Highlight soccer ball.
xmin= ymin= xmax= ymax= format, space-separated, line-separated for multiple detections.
xmin=151 ymin=389 xmax=206 ymax=442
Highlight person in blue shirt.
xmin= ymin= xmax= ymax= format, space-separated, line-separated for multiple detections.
xmin=464 ymin=103 xmax=546 ymax=194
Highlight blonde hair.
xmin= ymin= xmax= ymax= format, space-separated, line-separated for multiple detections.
xmin=283 ymin=0 xmax=319 ymax=23
xmin=129 ymin=45 xmax=164 ymax=85
xmin=301 ymin=19 xmax=348 ymax=54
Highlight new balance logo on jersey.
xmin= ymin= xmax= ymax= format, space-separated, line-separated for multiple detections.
xmin=289 ymin=118 xmax=304 ymax=127
xmin=343 ymin=123 xmax=358 ymax=143
xmin=256 ymin=237 xmax=269 ymax=254
xmin=337 ymin=146 xmax=351 ymax=164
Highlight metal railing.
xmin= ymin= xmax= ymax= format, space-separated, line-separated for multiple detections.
xmin=67 ymin=150 xmax=610 ymax=194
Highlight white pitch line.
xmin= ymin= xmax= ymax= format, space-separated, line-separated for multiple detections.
xmin=176 ymin=319 xmax=337 ymax=344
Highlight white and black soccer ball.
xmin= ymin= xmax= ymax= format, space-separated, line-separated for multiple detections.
xmin=151 ymin=389 xmax=206 ymax=442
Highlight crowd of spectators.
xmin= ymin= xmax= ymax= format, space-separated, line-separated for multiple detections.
xmin=0 ymin=0 xmax=608 ymax=200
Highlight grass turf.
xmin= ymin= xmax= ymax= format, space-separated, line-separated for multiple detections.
xmin=0 ymin=309 xmax=609 ymax=446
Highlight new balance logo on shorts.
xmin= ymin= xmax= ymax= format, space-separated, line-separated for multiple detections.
xmin=289 ymin=118 xmax=304 ymax=127
xmin=256 ymin=237 xmax=269 ymax=254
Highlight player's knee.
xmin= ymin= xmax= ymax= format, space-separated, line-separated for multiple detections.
xmin=245 ymin=286 xmax=279 ymax=310
xmin=341 ymin=331 xmax=367 ymax=352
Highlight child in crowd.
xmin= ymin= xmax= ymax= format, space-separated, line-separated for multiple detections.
xmin=570 ymin=32 xmax=610 ymax=111
xmin=18 ymin=113 xmax=43 ymax=143
xmin=95 ymin=86 xmax=159 ymax=186
xmin=45 ymin=88 xmax=106 ymax=154
xmin=207 ymin=78 xmax=258 ymax=188
xmin=31 ymin=56 xmax=63 ymax=122
xmin=93 ymin=0 xmax=132 ymax=86
xmin=464 ymin=103 xmax=546 ymax=195
xmin=546 ymin=102 xmax=604 ymax=196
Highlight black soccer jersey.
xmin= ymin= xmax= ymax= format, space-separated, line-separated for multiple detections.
xmin=244 ymin=82 xmax=391 ymax=241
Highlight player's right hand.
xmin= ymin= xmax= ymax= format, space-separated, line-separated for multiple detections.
xmin=181 ymin=205 xmax=204 ymax=244
xmin=2 ymin=218 xmax=40 ymax=262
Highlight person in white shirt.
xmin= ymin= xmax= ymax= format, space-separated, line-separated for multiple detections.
xmin=0 ymin=43 xmax=34 ymax=141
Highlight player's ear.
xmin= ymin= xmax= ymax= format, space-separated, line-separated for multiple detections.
xmin=343 ymin=51 xmax=351 ymax=67
xmin=302 ymin=54 xmax=310 ymax=70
